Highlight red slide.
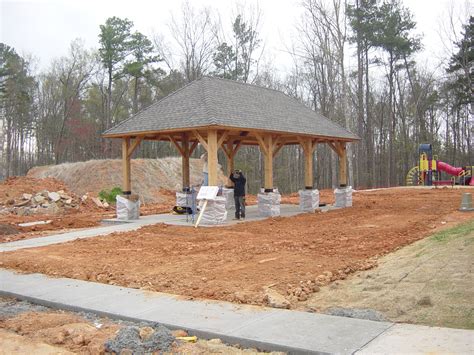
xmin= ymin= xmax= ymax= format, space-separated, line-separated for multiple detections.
xmin=437 ymin=161 xmax=474 ymax=185
xmin=437 ymin=161 xmax=463 ymax=176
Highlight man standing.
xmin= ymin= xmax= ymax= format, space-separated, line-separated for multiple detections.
xmin=230 ymin=169 xmax=246 ymax=220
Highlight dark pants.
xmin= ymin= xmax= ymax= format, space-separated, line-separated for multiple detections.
xmin=234 ymin=196 xmax=245 ymax=219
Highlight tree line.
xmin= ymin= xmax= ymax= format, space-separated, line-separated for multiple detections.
xmin=0 ymin=0 xmax=472 ymax=193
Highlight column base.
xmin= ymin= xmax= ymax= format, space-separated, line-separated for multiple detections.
xmin=299 ymin=189 xmax=319 ymax=212
xmin=200 ymin=197 xmax=227 ymax=225
xmin=258 ymin=191 xmax=281 ymax=217
xmin=334 ymin=186 xmax=353 ymax=208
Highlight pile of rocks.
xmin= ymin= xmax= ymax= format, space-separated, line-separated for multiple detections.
xmin=1 ymin=190 xmax=81 ymax=216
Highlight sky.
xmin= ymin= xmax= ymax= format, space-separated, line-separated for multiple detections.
xmin=0 ymin=0 xmax=472 ymax=76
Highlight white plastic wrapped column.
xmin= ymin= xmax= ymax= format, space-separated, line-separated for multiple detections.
xmin=334 ymin=186 xmax=353 ymax=208
xmin=258 ymin=192 xmax=281 ymax=217
xmin=200 ymin=197 xmax=228 ymax=225
xmin=299 ymin=189 xmax=319 ymax=212
xmin=116 ymin=195 xmax=141 ymax=220
xmin=222 ymin=188 xmax=235 ymax=210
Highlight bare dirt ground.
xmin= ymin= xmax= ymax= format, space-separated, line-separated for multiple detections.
xmin=0 ymin=175 xmax=332 ymax=244
xmin=1 ymin=188 xmax=471 ymax=309
xmin=0 ymin=297 xmax=279 ymax=354
xmin=304 ymin=220 xmax=474 ymax=329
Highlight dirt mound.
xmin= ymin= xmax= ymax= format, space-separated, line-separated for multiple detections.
xmin=28 ymin=158 xmax=226 ymax=203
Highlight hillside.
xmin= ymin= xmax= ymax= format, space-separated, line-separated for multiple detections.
xmin=28 ymin=158 xmax=226 ymax=203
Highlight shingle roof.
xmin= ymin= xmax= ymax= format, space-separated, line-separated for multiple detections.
xmin=103 ymin=76 xmax=359 ymax=140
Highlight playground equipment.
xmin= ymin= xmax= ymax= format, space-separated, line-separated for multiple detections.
xmin=406 ymin=144 xmax=474 ymax=186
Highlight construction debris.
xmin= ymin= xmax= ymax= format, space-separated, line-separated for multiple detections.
xmin=0 ymin=189 xmax=80 ymax=216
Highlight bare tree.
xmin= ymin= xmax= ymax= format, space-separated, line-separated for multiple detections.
xmin=169 ymin=1 xmax=217 ymax=82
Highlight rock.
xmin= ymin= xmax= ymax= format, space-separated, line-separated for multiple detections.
xmin=120 ymin=349 xmax=133 ymax=355
xmin=48 ymin=191 xmax=61 ymax=202
xmin=139 ymin=326 xmax=155 ymax=341
xmin=72 ymin=334 xmax=85 ymax=345
xmin=81 ymin=195 xmax=88 ymax=202
xmin=417 ymin=296 xmax=433 ymax=306
xmin=6 ymin=199 xmax=15 ymax=205
xmin=172 ymin=329 xmax=188 ymax=337
xmin=22 ymin=193 xmax=32 ymax=200
xmin=60 ymin=193 xmax=72 ymax=200
xmin=14 ymin=200 xmax=30 ymax=207
xmin=33 ymin=195 xmax=45 ymax=203
xmin=65 ymin=198 xmax=73 ymax=205
xmin=103 ymin=201 xmax=110 ymax=208
xmin=91 ymin=197 xmax=103 ymax=207
xmin=264 ymin=287 xmax=291 ymax=309
xmin=208 ymin=338 xmax=223 ymax=344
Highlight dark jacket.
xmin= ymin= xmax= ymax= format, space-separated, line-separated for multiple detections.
xmin=230 ymin=172 xmax=246 ymax=197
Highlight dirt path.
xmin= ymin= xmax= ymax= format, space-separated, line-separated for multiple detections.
xmin=1 ymin=188 xmax=471 ymax=308
xmin=303 ymin=220 xmax=474 ymax=329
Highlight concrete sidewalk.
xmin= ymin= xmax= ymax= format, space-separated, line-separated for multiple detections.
xmin=0 ymin=214 xmax=184 ymax=253
xmin=1 ymin=269 xmax=472 ymax=354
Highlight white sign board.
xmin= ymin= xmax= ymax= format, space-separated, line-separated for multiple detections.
xmin=197 ymin=186 xmax=219 ymax=200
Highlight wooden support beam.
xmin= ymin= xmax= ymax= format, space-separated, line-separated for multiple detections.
xmin=336 ymin=142 xmax=347 ymax=186
xmin=192 ymin=130 xmax=208 ymax=151
xmin=298 ymin=137 xmax=315 ymax=189
xmin=127 ymin=137 xmax=143 ymax=159
xmin=207 ymin=129 xmax=218 ymax=186
xmin=327 ymin=141 xmax=339 ymax=155
xmin=273 ymin=143 xmax=284 ymax=158
xmin=254 ymin=132 xmax=269 ymax=156
xmin=217 ymin=131 xmax=229 ymax=148
xmin=182 ymin=133 xmax=190 ymax=188
xmin=263 ymin=134 xmax=273 ymax=190
xmin=167 ymin=135 xmax=185 ymax=156
xmin=189 ymin=140 xmax=199 ymax=156
xmin=122 ymin=138 xmax=131 ymax=194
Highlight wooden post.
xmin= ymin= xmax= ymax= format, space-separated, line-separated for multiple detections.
xmin=227 ymin=141 xmax=234 ymax=178
xmin=122 ymin=137 xmax=131 ymax=194
xmin=338 ymin=142 xmax=347 ymax=187
xmin=303 ymin=139 xmax=313 ymax=189
xmin=263 ymin=134 xmax=273 ymax=191
xmin=207 ymin=129 xmax=218 ymax=186
xmin=182 ymin=132 xmax=190 ymax=188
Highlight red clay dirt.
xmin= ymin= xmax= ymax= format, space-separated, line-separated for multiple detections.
xmin=1 ymin=188 xmax=471 ymax=308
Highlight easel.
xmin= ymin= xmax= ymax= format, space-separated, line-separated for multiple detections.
xmin=194 ymin=186 xmax=219 ymax=228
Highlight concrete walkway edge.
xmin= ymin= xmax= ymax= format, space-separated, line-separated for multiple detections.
xmin=1 ymin=270 xmax=473 ymax=354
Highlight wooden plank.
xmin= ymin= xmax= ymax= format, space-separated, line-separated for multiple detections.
xmin=207 ymin=129 xmax=218 ymax=186
xmin=182 ymin=133 xmax=190 ymax=188
xmin=192 ymin=130 xmax=208 ymax=151
xmin=194 ymin=200 xmax=208 ymax=228
xmin=122 ymin=138 xmax=131 ymax=193
xmin=232 ymin=141 xmax=243 ymax=157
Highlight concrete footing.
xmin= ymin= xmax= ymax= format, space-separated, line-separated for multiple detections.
xmin=257 ymin=192 xmax=281 ymax=217
xmin=299 ymin=189 xmax=319 ymax=212
xmin=334 ymin=186 xmax=353 ymax=208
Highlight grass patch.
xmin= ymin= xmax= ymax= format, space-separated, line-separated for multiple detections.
xmin=430 ymin=220 xmax=474 ymax=242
